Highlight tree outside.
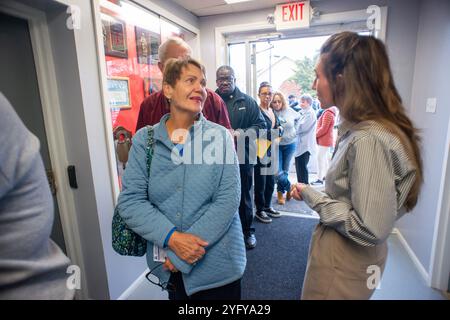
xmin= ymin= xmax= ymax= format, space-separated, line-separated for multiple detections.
xmin=290 ymin=54 xmax=319 ymax=97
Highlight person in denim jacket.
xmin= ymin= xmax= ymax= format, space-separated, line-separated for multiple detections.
xmin=117 ymin=58 xmax=245 ymax=300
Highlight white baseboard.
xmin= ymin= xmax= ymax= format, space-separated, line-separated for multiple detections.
xmin=117 ymin=268 xmax=149 ymax=300
xmin=392 ymin=228 xmax=430 ymax=286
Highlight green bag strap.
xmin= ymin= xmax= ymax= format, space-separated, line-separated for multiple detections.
xmin=146 ymin=125 xmax=155 ymax=176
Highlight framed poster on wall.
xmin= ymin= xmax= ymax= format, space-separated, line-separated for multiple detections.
xmin=107 ymin=77 xmax=131 ymax=109
xmin=135 ymin=26 xmax=160 ymax=65
xmin=102 ymin=17 xmax=128 ymax=58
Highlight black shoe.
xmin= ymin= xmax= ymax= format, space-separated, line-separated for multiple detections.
xmin=245 ymin=234 xmax=257 ymax=250
xmin=310 ymin=179 xmax=323 ymax=185
xmin=264 ymin=207 xmax=281 ymax=218
xmin=255 ymin=211 xmax=272 ymax=223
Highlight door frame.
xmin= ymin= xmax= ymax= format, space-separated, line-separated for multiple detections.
xmin=0 ymin=0 xmax=88 ymax=299
xmin=216 ymin=7 xmax=388 ymax=99
xmin=430 ymin=115 xmax=450 ymax=291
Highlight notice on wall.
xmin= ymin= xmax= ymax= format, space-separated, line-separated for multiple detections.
xmin=275 ymin=1 xmax=311 ymax=31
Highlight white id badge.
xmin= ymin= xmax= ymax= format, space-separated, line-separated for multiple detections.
xmin=153 ymin=244 xmax=167 ymax=262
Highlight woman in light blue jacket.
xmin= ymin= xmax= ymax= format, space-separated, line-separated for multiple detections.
xmin=117 ymin=57 xmax=245 ymax=299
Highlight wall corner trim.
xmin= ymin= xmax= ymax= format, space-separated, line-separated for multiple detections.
xmin=117 ymin=268 xmax=150 ymax=300
xmin=392 ymin=228 xmax=430 ymax=286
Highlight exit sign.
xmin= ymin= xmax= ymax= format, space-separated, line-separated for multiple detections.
xmin=275 ymin=1 xmax=311 ymax=30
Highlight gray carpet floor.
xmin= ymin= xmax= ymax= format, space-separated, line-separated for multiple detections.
xmin=242 ymin=215 xmax=319 ymax=300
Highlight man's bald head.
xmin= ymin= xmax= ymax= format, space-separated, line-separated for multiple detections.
xmin=158 ymin=37 xmax=192 ymax=72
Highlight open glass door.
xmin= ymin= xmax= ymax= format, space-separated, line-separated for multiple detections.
xmin=228 ymin=23 xmax=372 ymax=101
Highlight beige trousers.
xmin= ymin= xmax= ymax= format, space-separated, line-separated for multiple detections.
xmin=301 ymin=223 xmax=388 ymax=300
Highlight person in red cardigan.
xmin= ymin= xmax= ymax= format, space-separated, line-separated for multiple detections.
xmin=136 ymin=37 xmax=231 ymax=132
xmin=311 ymin=106 xmax=337 ymax=185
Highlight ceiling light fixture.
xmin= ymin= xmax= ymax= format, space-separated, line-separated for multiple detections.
xmin=224 ymin=0 xmax=254 ymax=4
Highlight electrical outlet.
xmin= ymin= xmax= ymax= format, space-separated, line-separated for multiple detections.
xmin=426 ymin=97 xmax=437 ymax=113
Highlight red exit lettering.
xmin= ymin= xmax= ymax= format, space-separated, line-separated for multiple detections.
xmin=282 ymin=2 xmax=305 ymax=22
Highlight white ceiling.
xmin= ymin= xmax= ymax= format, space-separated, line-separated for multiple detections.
xmin=171 ymin=0 xmax=301 ymax=17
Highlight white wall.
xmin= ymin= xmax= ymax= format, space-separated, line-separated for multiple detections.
xmin=200 ymin=8 xmax=271 ymax=89
xmin=396 ymin=0 xmax=450 ymax=280
xmin=136 ymin=0 xmax=198 ymax=32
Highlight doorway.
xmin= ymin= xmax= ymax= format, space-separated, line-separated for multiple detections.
xmin=0 ymin=12 xmax=67 ymax=253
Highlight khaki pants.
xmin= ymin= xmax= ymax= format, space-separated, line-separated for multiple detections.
xmin=301 ymin=223 xmax=388 ymax=300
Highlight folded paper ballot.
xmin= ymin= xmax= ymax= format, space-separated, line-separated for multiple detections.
xmin=256 ymin=138 xmax=271 ymax=159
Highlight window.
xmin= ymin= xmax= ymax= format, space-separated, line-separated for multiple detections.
xmin=228 ymin=42 xmax=247 ymax=93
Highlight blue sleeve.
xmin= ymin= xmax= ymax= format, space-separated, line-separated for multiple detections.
xmin=117 ymin=127 xmax=176 ymax=248
xmin=163 ymin=227 xmax=177 ymax=248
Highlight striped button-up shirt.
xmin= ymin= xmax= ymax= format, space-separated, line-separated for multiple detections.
xmin=301 ymin=120 xmax=417 ymax=246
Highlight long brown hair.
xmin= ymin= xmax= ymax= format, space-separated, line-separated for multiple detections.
xmin=320 ymin=32 xmax=422 ymax=211
xmin=270 ymin=91 xmax=287 ymax=110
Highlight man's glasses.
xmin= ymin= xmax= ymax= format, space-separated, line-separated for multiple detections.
xmin=145 ymin=263 xmax=176 ymax=292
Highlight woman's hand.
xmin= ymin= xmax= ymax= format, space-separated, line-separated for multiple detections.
xmin=163 ymin=258 xmax=178 ymax=272
xmin=291 ymin=183 xmax=306 ymax=201
xmin=168 ymin=231 xmax=208 ymax=264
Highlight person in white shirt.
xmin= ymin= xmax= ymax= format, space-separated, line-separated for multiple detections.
xmin=294 ymin=94 xmax=317 ymax=184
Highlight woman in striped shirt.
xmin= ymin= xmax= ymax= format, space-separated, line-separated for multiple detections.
xmin=291 ymin=32 xmax=423 ymax=300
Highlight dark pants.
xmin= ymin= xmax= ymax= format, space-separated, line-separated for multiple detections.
xmin=168 ymin=272 xmax=241 ymax=300
xmin=254 ymin=159 xmax=275 ymax=212
xmin=295 ymin=151 xmax=310 ymax=184
xmin=239 ymin=164 xmax=255 ymax=236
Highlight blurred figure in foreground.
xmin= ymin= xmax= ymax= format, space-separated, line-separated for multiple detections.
xmin=0 ymin=93 xmax=74 ymax=299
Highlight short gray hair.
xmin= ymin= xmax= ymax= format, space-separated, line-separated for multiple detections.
xmin=300 ymin=94 xmax=313 ymax=105
xmin=158 ymin=37 xmax=192 ymax=64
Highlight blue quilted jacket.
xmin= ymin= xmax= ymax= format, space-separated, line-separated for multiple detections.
xmin=117 ymin=113 xmax=246 ymax=295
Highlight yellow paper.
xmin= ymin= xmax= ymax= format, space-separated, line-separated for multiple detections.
xmin=256 ymin=138 xmax=271 ymax=159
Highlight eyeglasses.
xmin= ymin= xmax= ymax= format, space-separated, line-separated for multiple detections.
xmin=217 ymin=76 xmax=235 ymax=83
xmin=259 ymin=92 xmax=273 ymax=97
xmin=145 ymin=264 xmax=176 ymax=292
